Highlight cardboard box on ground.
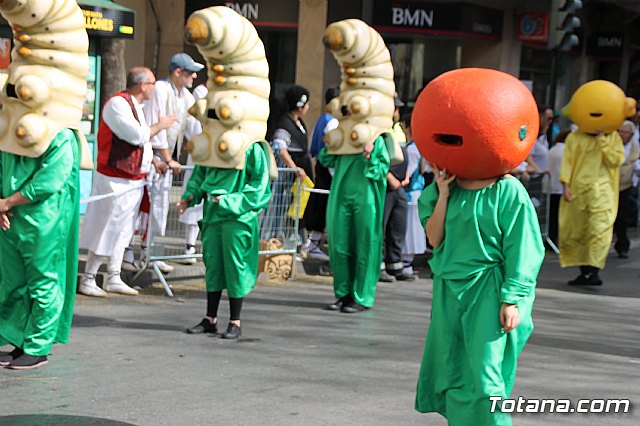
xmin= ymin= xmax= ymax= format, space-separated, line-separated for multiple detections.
xmin=259 ymin=239 xmax=292 ymax=281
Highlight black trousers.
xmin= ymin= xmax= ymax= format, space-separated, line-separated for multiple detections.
xmin=383 ymin=189 xmax=408 ymax=274
xmin=303 ymin=160 xmax=332 ymax=233
xmin=614 ymin=187 xmax=638 ymax=253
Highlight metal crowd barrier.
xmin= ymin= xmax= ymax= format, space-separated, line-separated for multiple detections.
xmin=522 ymin=172 xmax=559 ymax=254
xmin=135 ymin=166 xmax=302 ymax=297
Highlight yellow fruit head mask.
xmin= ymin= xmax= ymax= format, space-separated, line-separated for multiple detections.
xmin=562 ymin=80 xmax=636 ymax=134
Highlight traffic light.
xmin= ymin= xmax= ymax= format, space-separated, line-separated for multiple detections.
xmin=549 ymin=0 xmax=583 ymax=51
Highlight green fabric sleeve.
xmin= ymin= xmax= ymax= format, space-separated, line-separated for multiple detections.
xmin=20 ymin=130 xmax=75 ymax=202
xmin=597 ymin=132 xmax=625 ymax=169
xmin=0 ymin=155 xmax=3 ymax=196
xmin=417 ymin=182 xmax=439 ymax=229
xmin=216 ymin=144 xmax=269 ymax=216
xmin=184 ymin=165 xmax=206 ymax=206
xmin=364 ymin=135 xmax=390 ymax=180
xmin=318 ymin=146 xmax=336 ymax=168
xmin=498 ymin=180 xmax=544 ymax=304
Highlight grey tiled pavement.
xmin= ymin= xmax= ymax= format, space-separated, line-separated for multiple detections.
xmin=1 ymin=247 xmax=639 ymax=426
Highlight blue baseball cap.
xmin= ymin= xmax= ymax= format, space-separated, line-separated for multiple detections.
xmin=169 ymin=53 xmax=204 ymax=73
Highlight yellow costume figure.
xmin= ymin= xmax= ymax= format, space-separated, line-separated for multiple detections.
xmin=559 ymin=80 xmax=634 ymax=285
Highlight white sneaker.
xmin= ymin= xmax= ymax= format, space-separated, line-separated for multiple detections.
xmin=307 ymin=245 xmax=330 ymax=261
xmin=151 ymin=260 xmax=174 ymax=274
xmin=78 ymin=277 xmax=107 ymax=297
xmin=104 ymin=276 xmax=139 ymax=296
xmin=178 ymin=247 xmax=197 ymax=265
xmin=121 ymin=259 xmax=140 ymax=272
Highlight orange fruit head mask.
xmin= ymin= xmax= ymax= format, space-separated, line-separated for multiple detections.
xmin=412 ymin=68 xmax=539 ymax=179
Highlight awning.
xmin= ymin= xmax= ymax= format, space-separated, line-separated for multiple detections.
xmin=77 ymin=0 xmax=136 ymax=39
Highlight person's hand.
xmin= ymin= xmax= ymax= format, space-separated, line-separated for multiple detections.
xmin=158 ymin=114 xmax=177 ymax=130
xmin=401 ymin=177 xmax=410 ymax=187
xmin=167 ymin=159 xmax=182 ymax=174
xmin=0 ymin=211 xmax=11 ymax=230
xmin=296 ymin=167 xmax=307 ymax=180
xmin=211 ymin=195 xmax=220 ymax=204
xmin=177 ymin=196 xmax=193 ymax=215
xmin=388 ymin=175 xmax=401 ymax=190
xmin=563 ymin=185 xmax=572 ymax=202
xmin=363 ymin=142 xmax=374 ymax=159
xmin=432 ymin=165 xmax=456 ymax=198
xmin=500 ymin=303 xmax=520 ymax=333
xmin=153 ymin=157 xmax=168 ymax=175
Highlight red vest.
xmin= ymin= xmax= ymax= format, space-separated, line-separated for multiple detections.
xmin=97 ymin=92 xmax=146 ymax=180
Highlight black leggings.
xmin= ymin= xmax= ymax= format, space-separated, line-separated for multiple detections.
xmin=206 ymin=291 xmax=244 ymax=321
xmin=579 ymin=265 xmax=600 ymax=276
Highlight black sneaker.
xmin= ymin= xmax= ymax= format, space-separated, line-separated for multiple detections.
xmin=341 ymin=301 xmax=369 ymax=314
xmin=186 ymin=318 xmax=217 ymax=334
xmin=326 ymin=295 xmax=352 ymax=311
xmin=0 ymin=347 xmax=23 ymax=367
xmin=568 ymin=274 xmax=602 ymax=286
xmin=221 ymin=323 xmax=241 ymax=339
xmin=6 ymin=354 xmax=48 ymax=370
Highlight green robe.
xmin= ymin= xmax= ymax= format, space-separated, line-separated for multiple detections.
xmin=318 ymin=135 xmax=390 ymax=307
xmin=183 ymin=142 xmax=271 ymax=298
xmin=0 ymin=129 xmax=80 ymax=356
xmin=416 ymin=177 xmax=544 ymax=426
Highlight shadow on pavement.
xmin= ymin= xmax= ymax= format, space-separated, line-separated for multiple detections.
xmin=72 ymin=315 xmax=184 ymax=332
xmin=0 ymin=415 xmax=137 ymax=426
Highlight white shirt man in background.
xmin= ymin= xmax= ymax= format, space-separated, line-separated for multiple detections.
xmin=123 ymin=53 xmax=203 ymax=273
xmin=79 ymin=67 xmax=176 ymax=296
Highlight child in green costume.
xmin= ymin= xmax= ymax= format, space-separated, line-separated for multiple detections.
xmin=0 ymin=129 xmax=81 ymax=370
xmin=179 ymin=143 xmax=272 ymax=339
xmin=319 ymin=134 xmax=390 ymax=313
xmin=415 ymin=166 xmax=544 ymax=425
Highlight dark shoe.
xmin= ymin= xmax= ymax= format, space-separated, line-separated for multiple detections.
xmin=6 ymin=354 xmax=48 ymax=370
xmin=341 ymin=301 xmax=369 ymax=314
xmin=326 ymin=296 xmax=352 ymax=311
xmin=568 ymin=274 xmax=602 ymax=286
xmin=186 ymin=318 xmax=217 ymax=334
xmin=395 ymin=272 xmax=416 ymax=281
xmin=617 ymin=250 xmax=629 ymax=259
xmin=221 ymin=323 xmax=241 ymax=339
xmin=0 ymin=347 xmax=23 ymax=367
xmin=379 ymin=271 xmax=395 ymax=282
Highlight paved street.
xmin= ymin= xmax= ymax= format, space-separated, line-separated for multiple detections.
xmin=1 ymin=249 xmax=639 ymax=426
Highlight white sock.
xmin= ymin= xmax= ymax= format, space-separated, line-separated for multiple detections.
xmin=185 ymin=224 xmax=199 ymax=247
xmin=108 ymin=246 xmax=126 ymax=275
xmin=309 ymin=230 xmax=323 ymax=242
xmin=84 ymin=251 xmax=104 ymax=276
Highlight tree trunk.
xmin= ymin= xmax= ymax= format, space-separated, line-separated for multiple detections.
xmin=100 ymin=38 xmax=126 ymax=107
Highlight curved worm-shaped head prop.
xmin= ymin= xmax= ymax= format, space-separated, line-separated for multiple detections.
xmin=323 ymin=19 xmax=397 ymax=156
xmin=185 ymin=6 xmax=274 ymax=173
xmin=0 ymin=0 xmax=91 ymax=167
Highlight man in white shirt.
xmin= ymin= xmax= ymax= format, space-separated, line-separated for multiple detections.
xmin=125 ymin=53 xmax=203 ymax=273
xmin=78 ymin=67 xmax=176 ymax=297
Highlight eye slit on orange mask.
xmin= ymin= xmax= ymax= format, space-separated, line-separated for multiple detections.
xmin=435 ymin=133 xmax=463 ymax=146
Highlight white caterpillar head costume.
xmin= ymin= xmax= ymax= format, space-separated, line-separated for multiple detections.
xmin=185 ymin=6 xmax=275 ymax=174
xmin=323 ymin=19 xmax=401 ymax=160
xmin=0 ymin=0 xmax=92 ymax=168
